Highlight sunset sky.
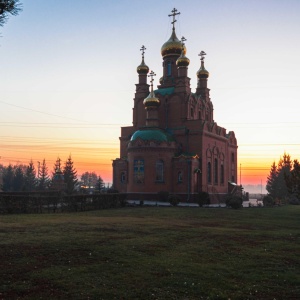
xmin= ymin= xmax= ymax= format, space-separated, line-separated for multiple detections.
xmin=0 ymin=0 xmax=299 ymax=190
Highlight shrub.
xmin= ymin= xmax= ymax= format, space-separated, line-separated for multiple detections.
xmin=262 ymin=195 xmax=274 ymax=207
xmin=289 ymin=194 xmax=300 ymax=205
xmin=225 ymin=195 xmax=243 ymax=209
xmin=168 ymin=194 xmax=180 ymax=206
xmin=157 ymin=191 xmax=169 ymax=202
xmin=197 ymin=191 xmax=210 ymax=207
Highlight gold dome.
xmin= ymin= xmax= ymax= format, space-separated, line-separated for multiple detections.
xmin=197 ymin=60 xmax=209 ymax=78
xmin=176 ymin=51 xmax=190 ymax=67
xmin=143 ymin=90 xmax=160 ymax=108
xmin=161 ymin=29 xmax=186 ymax=57
xmin=137 ymin=57 xmax=149 ymax=74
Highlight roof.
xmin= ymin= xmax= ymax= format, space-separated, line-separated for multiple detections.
xmin=154 ymin=87 xmax=175 ymax=96
xmin=130 ymin=128 xmax=175 ymax=142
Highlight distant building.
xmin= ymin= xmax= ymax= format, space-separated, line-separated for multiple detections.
xmin=113 ymin=9 xmax=238 ymax=202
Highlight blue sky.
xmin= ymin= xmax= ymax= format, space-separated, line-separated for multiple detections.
xmin=0 ymin=0 xmax=300 ymax=186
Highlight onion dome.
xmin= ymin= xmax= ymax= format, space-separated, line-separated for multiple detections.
xmin=143 ymin=88 xmax=160 ymax=107
xmin=137 ymin=57 xmax=149 ymax=74
xmin=177 ymin=37 xmax=189 ymax=67
xmin=143 ymin=70 xmax=160 ymax=108
xmin=137 ymin=45 xmax=149 ymax=75
xmin=159 ymin=76 xmax=163 ymax=84
xmin=176 ymin=49 xmax=190 ymax=67
xmin=197 ymin=60 xmax=209 ymax=78
xmin=161 ymin=29 xmax=186 ymax=58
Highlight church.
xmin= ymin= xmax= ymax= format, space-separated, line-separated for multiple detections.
xmin=112 ymin=9 xmax=238 ymax=203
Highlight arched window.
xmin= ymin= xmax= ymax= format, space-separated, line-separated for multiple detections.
xmin=214 ymin=158 xmax=218 ymax=184
xmin=156 ymin=160 xmax=164 ymax=182
xmin=220 ymin=164 xmax=224 ymax=184
xmin=167 ymin=61 xmax=172 ymax=76
xmin=134 ymin=159 xmax=144 ymax=184
xmin=178 ymin=171 xmax=183 ymax=183
xmin=190 ymin=108 xmax=194 ymax=118
xmin=207 ymin=162 xmax=211 ymax=184
xmin=231 ymin=152 xmax=234 ymax=163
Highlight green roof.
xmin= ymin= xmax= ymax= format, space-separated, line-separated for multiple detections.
xmin=131 ymin=128 xmax=175 ymax=142
xmin=154 ymin=87 xmax=175 ymax=96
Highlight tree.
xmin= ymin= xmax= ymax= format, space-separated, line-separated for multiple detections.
xmin=63 ymin=155 xmax=78 ymax=194
xmin=2 ymin=164 xmax=14 ymax=191
xmin=24 ymin=160 xmax=37 ymax=191
xmin=285 ymin=159 xmax=300 ymax=199
xmin=266 ymin=162 xmax=278 ymax=198
xmin=81 ymin=172 xmax=98 ymax=189
xmin=96 ymin=176 xmax=104 ymax=192
xmin=266 ymin=152 xmax=292 ymax=202
xmin=38 ymin=159 xmax=50 ymax=191
xmin=13 ymin=165 xmax=24 ymax=191
xmin=0 ymin=0 xmax=22 ymax=27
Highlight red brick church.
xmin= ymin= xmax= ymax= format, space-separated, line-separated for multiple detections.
xmin=112 ymin=9 xmax=238 ymax=202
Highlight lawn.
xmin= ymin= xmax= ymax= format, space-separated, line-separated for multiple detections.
xmin=0 ymin=206 xmax=299 ymax=299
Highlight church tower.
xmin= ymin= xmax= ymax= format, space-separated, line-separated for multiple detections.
xmin=112 ymin=8 xmax=238 ymax=203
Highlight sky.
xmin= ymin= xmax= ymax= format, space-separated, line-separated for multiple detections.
xmin=0 ymin=0 xmax=300 ymax=191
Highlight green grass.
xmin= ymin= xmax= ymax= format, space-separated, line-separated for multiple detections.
xmin=0 ymin=206 xmax=299 ymax=299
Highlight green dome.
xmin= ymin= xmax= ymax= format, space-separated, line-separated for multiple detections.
xmin=130 ymin=129 xmax=174 ymax=142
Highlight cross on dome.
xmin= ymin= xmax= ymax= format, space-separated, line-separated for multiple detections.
xmin=148 ymin=70 xmax=156 ymax=87
xmin=199 ymin=50 xmax=207 ymax=61
xmin=181 ymin=36 xmax=187 ymax=47
xmin=140 ymin=45 xmax=146 ymax=59
xmin=168 ymin=8 xmax=180 ymax=30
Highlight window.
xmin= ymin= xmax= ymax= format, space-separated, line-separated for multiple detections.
xmin=231 ymin=175 xmax=235 ymax=183
xmin=220 ymin=164 xmax=224 ymax=184
xmin=121 ymin=172 xmax=126 ymax=183
xmin=156 ymin=160 xmax=164 ymax=182
xmin=214 ymin=158 xmax=218 ymax=184
xmin=167 ymin=61 xmax=172 ymax=76
xmin=190 ymin=108 xmax=194 ymax=118
xmin=231 ymin=153 xmax=234 ymax=163
xmin=134 ymin=159 xmax=144 ymax=184
xmin=178 ymin=171 xmax=183 ymax=183
xmin=207 ymin=162 xmax=211 ymax=184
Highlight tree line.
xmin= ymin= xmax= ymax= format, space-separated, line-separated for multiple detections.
xmin=266 ymin=152 xmax=300 ymax=205
xmin=0 ymin=155 xmax=104 ymax=194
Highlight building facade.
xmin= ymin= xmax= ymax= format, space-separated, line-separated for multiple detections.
xmin=112 ymin=9 xmax=238 ymax=202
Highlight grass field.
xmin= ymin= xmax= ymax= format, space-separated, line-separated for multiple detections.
xmin=0 ymin=206 xmax=299 ymax=299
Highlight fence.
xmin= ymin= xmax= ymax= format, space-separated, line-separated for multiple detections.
xmin=0 ymin=191 xmax=127 ymax=214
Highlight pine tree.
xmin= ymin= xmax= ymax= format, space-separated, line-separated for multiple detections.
xmin=38 ymin=159 xmax=50 ymax=191
xmin=0 ymin=0 xmax=22 ymax=27
xmin=285 ymin=159 xmax=300 ymax=199
xmin=13 ymin=165 xmax=24 ymax=191
xmin=24 ymin=160 xmax=37 ymax=191
xmin=2 ymin=164 xmax=14 ymax=191
xmin=266 ymin=152 xmax=293 ymax=201
xmin=96 ymin=176 xmax=104 ymax=192
xmin=63 ymin=155 xmax=78 ymax=194
xmin=266 ymin=161 xmax=278 ymax=198
xmin=276 ymin=152 xmax=292 ymax=200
